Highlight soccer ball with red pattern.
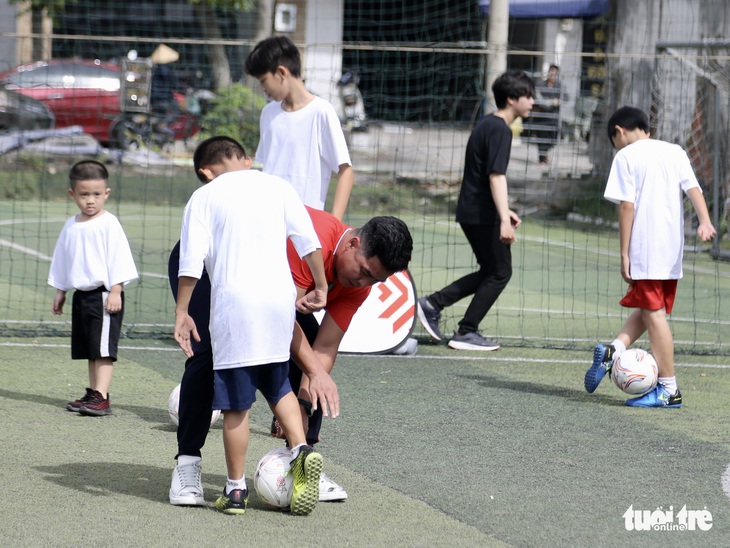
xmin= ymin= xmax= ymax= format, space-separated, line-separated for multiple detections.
xmin=611 ymin=349 xmax=658 ymax=395
xmin=254 ymin=447 xmax=294 ymax=508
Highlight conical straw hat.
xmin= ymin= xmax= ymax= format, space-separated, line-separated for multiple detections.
xmin=151 ymin=44 xmax=179 ymax=64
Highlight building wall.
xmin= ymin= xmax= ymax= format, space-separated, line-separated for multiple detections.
xmin=0 ymin=1 xmax=17 ymax=72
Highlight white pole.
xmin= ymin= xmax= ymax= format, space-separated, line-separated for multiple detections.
xmin=485 ymin=0 xmax=509 ymax=112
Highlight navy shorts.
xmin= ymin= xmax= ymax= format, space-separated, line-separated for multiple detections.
xmin=212 ymin=361 xmax=292 ymax=411
xmin=71 ymin=287 xmax=124 ymax=361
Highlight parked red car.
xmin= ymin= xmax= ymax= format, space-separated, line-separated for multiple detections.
xmin=0 ymin=59 xmax=123 ymax=144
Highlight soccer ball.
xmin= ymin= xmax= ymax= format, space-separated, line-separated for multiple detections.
xmin=611 ymin=349 xmax=658 ymax=395
xmin=167 ymin=383 xmax=221 ymax=428
xmin=254 ymin=447 xmax=294 ymax=508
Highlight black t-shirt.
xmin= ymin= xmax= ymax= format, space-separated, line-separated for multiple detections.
xmin=455 ymin=114 xmax=512 ymax=225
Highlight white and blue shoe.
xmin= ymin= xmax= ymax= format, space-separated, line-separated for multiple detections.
xmin=584 ymin=344 xmax=614 ymax=393
xmin=625 ymin=385 xmax=682 ymax=408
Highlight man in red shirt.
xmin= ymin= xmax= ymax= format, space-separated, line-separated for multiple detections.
xmin=168 ymin=206 xmax=412 ymax=506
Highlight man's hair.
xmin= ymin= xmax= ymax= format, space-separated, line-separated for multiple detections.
xmin=492 ymin=70 xmax=535 ymax=109
xmin=357 ymin=216 xmax=413 ymax=274
xmin=606 ymin=106 xmax=650 ymax=143
xmin=193 ymin=136 xmax=247 ymax=183
xmin=245 ymin=36 xmax=302 ymax=78
xmin=69 ymin=160 xmax=109 ymax=188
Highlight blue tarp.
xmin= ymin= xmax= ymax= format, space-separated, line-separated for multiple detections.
xmin=479 ymin=0 xmax=609 ymax=18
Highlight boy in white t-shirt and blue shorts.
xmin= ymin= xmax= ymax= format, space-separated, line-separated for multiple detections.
xmin=584 ymin=106 xmax=716 ymax=407
xmin=174 ymin=136 xmax=329 ymax=516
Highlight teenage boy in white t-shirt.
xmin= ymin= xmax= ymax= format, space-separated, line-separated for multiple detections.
xmin=584 ymin=106 xmax=716 ymax=407
xmin=174 ymin=136 xmax=329 ymax=516
xmin=245 ymin=36 xmax=354 ymax=220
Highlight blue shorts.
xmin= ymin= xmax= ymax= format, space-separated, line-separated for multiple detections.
xmin=212 ymin=361 xmax=292 ymax=411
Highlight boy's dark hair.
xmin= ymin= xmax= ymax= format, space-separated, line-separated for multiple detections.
xmin=69 ymin=160 xmax=109 ymax=188
xmin=492 ymin=70 xmax=535 ymax=110
xmin=193 ymin=136 xmax=247 ymax=183
xmin=357 ymin=216 xmax=413 ymax=274
xmin=245 ymin=36 xmax=302 ymax=79
xmin=606 ymin=106 xmax=650 ymax=144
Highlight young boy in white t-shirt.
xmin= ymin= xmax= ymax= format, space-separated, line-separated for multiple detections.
xmin=244 ymin=36 xmax=354 ymax=220
xmin=48 ymin=160 xmax=138 ymax=417
xmin=584 ymin=106 xmax=716 ymax=407
xmin=174 ymin=136 xmax=329 ymax=515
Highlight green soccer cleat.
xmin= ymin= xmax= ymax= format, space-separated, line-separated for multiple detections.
xmin=288 ymin=445 xmax=322 ymax=516
xmin=215 ymin=488 xmax=248 ymax=515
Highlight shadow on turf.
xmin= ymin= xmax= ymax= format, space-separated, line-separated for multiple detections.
xmin=458 ymin=373 xmax=623 ymax=405
xmin=35 ymin=462 xmax=288 ymax=512
xmin=0 ymin=388 xmax=173 ymax=424
xmin=34 ymin=462 xmax=228 ymax=505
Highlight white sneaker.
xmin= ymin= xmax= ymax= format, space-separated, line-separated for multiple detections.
xmin=319 ymin=472 xmax=347 ymax=502
xmin=169 ymin=456 xmax=205 ymax=506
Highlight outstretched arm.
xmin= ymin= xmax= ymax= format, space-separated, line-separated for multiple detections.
xmin=291 ymin=320 xmax=340 ymax=419
xmin=330 ymin=164 xmax=354 ymax=221
xmin=174 ymin=276 xmax=200 ymax=358
xmin=490 ymin=173 xmax=520 ymax=243
xmin=687 ymin=187 xmax=717 ymax=242
xmin=618 ymin=201 xmax=634 ymax=284
xmin=296 ymin=249 xmax=328 ymax=313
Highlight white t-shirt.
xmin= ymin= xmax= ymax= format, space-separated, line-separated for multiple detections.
xmin=255 ymin=96 xmax=351 ymax=209
xmin=48 ymin=211 xmax=138 ymax=292
xmin=604 ymin=138 xmax=701 ymax=280
xmin=178 ymin=169 xmax=321 ymax=369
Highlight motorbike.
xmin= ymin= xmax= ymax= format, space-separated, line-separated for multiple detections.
xmin=110 ymin=91 xmax=204 ymax=151
xmin=336 ymin=71 xmax=368 ymax=135
xmin=111 ymin=90 xmax=215 ymax=150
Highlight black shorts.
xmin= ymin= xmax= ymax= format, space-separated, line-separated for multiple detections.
xmin=71 ymin=287 xmax=124 ymax=361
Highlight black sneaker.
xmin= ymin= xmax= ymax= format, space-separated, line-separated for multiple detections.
xmin=447 ymin=331 xmax=500 ymax=351
xmin=78 ymin=390 xmax=113 ymax=416
xmin=66 ymin=387 xmax=94 ymax=412
xmin=215 ymin=488 xmax=248 ymax=515
xmin=417 ymin=296 xmax=444 ymax=341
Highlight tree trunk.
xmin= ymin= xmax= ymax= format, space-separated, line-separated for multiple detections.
xmin=193 ymin=3 xmax=231 ymax=91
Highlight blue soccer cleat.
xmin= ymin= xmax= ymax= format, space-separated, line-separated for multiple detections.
xmin=625 ymin=385 xmax=682 ymax=408
xmin=584 ymin=344 xmax=615 ymax=393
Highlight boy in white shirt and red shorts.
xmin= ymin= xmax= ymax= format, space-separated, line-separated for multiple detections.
xmin=584 ymin=106 xmax=716 ymax=407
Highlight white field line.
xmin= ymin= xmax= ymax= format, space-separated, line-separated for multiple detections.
xmin=0 ymin=236 xmax=167 ymax=279
xmin=0 ymin=341 xmax=728 ymax=368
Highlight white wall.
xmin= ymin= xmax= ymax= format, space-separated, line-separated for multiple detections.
xmin=302 ymin=0 xmax=343 ymax=105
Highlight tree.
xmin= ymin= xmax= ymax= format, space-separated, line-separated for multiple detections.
xmin=188 ymin=0 xmax=255 ymax=90
xmin=11 ymin=0 xmax=257 ymax=91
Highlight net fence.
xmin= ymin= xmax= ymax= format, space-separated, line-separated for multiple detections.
xmin=0 ymin=0 xmax=728 ymax=355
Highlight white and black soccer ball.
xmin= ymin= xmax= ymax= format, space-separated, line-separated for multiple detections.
xmin=611 ymin=349 xmax=658 ymax=395
xmin=254 ymin=447 xmax=294 ymax=508
xmin=167 ymin=383 xmax=221 ymax=428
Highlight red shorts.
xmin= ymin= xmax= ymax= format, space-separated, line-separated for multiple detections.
xmin=619 ymin=279 xmax=678 ymax=314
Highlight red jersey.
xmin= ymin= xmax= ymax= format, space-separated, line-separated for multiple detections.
xmin=287 ymin=207 xmax=370 ymax=331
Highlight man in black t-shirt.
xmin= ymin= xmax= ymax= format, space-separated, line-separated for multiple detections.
xmin=417 ymin=70 xmax=535 ymax=351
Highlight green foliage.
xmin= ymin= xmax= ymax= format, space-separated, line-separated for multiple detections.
xmin=10 ymin=0 xmax=254 ymax=18
xmin=199 ymin=84 xmax=266 ymax=155
xmin=188 ymin=0 xmax=254 ymax=10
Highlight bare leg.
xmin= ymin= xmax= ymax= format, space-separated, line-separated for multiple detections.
xmin=640 ymin=308 xmax=675 ymax=377
xmin=88 ymin=360 xmax=96 ymax=388
xmin=222 ymin=409 xmax=250 ymax=480
xmin=270 ymin=392 xmax=307 ymax=448
xmin=93 ymin=358 xmax=114 ymax=398
xmin=615 ymin=309 xmax=646 ymax=349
